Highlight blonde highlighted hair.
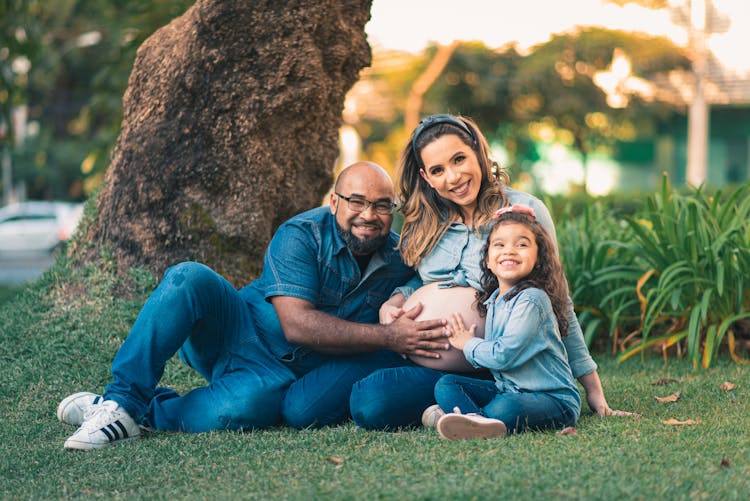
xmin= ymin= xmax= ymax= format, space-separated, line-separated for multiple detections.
xmin=396 ymin=115 xmax=510 ymax=267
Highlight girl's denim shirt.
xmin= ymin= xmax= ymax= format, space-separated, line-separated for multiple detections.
xmin=463 ymin=286 xmax=581 ymax=417
xmin=393 ymin=187 xmax=597 ymax=379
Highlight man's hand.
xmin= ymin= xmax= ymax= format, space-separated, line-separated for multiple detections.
xmin=384 ymin=302 xmax=449 ymax=358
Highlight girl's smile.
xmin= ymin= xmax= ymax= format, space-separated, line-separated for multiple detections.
xmin=486 ymin=222 xmax=538 ymax=294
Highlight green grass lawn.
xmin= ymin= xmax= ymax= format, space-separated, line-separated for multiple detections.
xmin=2 ymin=257 xmax=749 ymax=500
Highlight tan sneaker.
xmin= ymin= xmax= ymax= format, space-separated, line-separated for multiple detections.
xmin=421 ymin=404 xmax=445 ymax=428
xmin=436 ymin=413 xmax=507 ymax=440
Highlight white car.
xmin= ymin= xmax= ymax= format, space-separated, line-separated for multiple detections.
xmin=0 ymin=201 xmax=85 ymax=254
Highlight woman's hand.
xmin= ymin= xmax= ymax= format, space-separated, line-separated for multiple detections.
xmin=379 ymin=294 xmax=406 ymax=325
xmin=579 ymin=371 xmax=642 ymax=417
xmin=445 ymin=312 xmax=476 ymax=350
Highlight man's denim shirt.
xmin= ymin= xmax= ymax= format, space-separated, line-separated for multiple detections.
xmin=463 ymin=287 xmax=581 ymax=417
xmin=393 ymin=187 xmax=597 ymax=379
xmin=239 ymin=206 xmax=414 ymax=361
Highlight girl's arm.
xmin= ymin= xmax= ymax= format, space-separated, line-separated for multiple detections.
xmin=454 ymin=294 xmax=550 ymax=371
xmin=529 ymin=196 xmax=637 ymax=416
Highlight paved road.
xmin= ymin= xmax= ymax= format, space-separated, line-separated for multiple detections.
xmin=0 ymin=253 xmax=55 ymax=285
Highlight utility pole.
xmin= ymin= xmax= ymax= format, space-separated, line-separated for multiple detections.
xmin=685 ymin=0 xmax=709 ymax=187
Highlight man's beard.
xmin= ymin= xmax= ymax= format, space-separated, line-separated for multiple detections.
xmin=336 ymin=221 xmax=388 ymax=256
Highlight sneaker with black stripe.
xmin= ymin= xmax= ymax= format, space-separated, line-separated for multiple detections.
xmin=57 ymin=392 xmax=104 ymax=427
xmin=64 ymin=400 xmax=141 ymax=450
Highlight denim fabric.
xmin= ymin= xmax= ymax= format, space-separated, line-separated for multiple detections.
xmin=104 ymin=207 xmax=414 ymax=433
xmin=282 ymin=350 xmax=409 ymax=429
xmin=462 ymin=287 xmax=581 ymax=418
xmin=350 ymin=365 xmax=446 ymax=429
xmin=434 ymin=374 xmax=577 ymax=433
xmin=240 ymin=206 xmax=414 ymax=363
xmin=349 ymin=189 xmax=594 ymax=430
xmin=392 ymin=188 xmax=596 ymax=378
xmin=104 ymin=262 xmax=296 ymax=432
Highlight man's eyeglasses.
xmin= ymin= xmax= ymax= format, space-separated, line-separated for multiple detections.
xmin=335 ymin=192 xmax=397 ymax=215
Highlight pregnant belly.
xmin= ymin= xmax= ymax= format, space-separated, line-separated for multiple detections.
xmin=404 ymin=282 xmax=485 ymax=372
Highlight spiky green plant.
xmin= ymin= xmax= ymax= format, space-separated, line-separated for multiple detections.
xmin=557 ymin=202 xmax=643 ymax=351
xmin=618 ymin=176 xmax=750 ymax=368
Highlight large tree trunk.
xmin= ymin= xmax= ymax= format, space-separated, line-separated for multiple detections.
xmin=76 ymin=0 xmax=372 ymax=286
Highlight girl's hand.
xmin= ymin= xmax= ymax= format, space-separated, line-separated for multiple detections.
xmin=446 ymin=312 xmax=476 ymax=350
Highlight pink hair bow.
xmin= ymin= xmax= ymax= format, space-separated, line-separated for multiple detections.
xmin=492 ymin=204 xmax=537 ymax=220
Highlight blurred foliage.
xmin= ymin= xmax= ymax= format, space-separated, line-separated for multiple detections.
xmin=1 ymin=0 xmax=192 ymax=201
xmin=4 ymin=2 xmax=690 ymax=201
xmin=355 ymin=29 xmax=689 ymax=190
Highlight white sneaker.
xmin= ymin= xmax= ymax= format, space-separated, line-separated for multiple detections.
xmin=436 ymin=412 xmax=507 ymax=441
xmin=57 ymin=392 xmax=103 ymax=426
xmin=421 ymin=404 xmax=445 ymax=428
xmin=64 ymin=400 xmax=141 ymax=450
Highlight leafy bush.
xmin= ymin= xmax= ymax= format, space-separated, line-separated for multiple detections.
xmin=618 ymin=176 xmax=750 ymax=368
xmin=558 ymin=176 xmax=750 ymax=368
xmin=557 ymin=202 xmax=642 ymax=351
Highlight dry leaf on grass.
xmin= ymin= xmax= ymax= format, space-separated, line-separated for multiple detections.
xmin=651 ymin=378 xmax=679 ymax=385
xmin=325 ymin=456 xmax=344 ymax=465
xmin=720 ymin=457 xmax=731 ymax=468
xmin=720 ymin=381 xmax=736 ymax=391
xmin=557 ymin=426 xmax=577 ymax=435
xmin=655 ymin=391 xmax=681 ymax=403
xmin=662 ymin=418 xmax=701 ymax=426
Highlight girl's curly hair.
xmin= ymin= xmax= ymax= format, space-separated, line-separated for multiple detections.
xmin=476 ymin=211 xmax=570 ymax=337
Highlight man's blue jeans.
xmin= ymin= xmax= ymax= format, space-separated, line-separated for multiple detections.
xmin=102 ymin=261 xmax=409 ymax=433
xmin=434 ymin=374 xmax=577 ymax=433
xmin=104 ymin=262 xmax=296 ymax=432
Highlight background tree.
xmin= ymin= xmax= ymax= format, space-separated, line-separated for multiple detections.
xmin=7 ymin=0 xmax=193 ymax=201
xmin=73 ymin=0 xmax=372 ymax=286
xmin=509 ymin=27 xmax=690 ymax=192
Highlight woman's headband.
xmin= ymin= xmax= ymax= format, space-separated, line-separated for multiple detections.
xmin=411 ymin=114 xmax=477 ymax=166
xmin=492 ymin=204 xmax=537 ymax=220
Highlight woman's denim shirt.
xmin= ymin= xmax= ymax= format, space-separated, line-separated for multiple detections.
xmin=239 ymin=206 xmax=414 ymax=361
xmin=393 ymin=187 xmax=597 ymax=379
xmin=463 ymin=287 xmax=581 ymax=417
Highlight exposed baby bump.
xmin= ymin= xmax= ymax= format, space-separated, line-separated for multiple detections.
xmin=403 ymin=282 xmax=485 ymax=372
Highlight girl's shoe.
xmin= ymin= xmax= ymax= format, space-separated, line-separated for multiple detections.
xmin=436 ymin=412 xmax=507 ymax=440
xmin=421 ymin=404 xmax=445 ymax=428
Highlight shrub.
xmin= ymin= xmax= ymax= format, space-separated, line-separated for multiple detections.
xmin=617 ymin=176 xmax=750 ymax=368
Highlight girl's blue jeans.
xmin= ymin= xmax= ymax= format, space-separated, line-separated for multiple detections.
xmin=434 ymin=373 xmax=577 ymax=433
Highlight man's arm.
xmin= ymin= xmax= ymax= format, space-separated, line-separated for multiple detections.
xmin=272 ymin=296 xmax=449 ymax=357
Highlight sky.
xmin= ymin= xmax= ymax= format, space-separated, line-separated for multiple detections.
xmin=366 ymin=0 xmax=750 ymax=72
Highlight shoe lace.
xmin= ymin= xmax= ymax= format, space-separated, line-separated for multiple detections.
xmin=80 ymin=400 xmax=120 ymax=431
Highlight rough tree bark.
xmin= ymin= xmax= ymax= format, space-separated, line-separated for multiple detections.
xmin=75 ymin=0 xmax=372 ymax=286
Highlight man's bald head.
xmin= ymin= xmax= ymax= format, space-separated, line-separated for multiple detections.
xmin=334 ymin=161 xmax=393 ymax=194
xmin=330 ymin=162 xmax=395 ymax=256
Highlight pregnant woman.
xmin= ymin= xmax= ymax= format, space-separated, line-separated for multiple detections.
xmin=349 ymin=114 xmax=632 ymax=429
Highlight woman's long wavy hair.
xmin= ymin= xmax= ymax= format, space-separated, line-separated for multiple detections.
xmin=476 ymin=212 xmax=570 ymax=337
xmin=396 ymin=115 xmax=510 ymax=267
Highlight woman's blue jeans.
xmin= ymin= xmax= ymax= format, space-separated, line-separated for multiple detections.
xmin=103 ymin=262 xmax=296 ymax=432
xmin=434 ymin=374 xmax=577 ymax=433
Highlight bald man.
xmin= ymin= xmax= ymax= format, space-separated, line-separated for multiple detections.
xmin=57 ymin=162 xmax=447 ymax=450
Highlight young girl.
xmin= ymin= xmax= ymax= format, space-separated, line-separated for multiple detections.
xmin=431 ymin=204 xmax=581 ymax=440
